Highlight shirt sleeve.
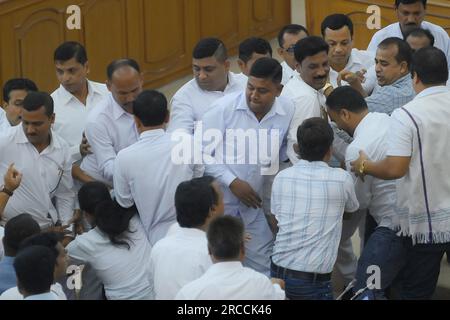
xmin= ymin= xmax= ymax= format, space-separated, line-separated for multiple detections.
xmin=84 ymin=117 xmax=116 ymax=184
xmin=345 ymin=145 xmax=372 ymax=209
xmin=66 ymin=238 xmax=89 ymax=263
xmin=168 ymin=93 xmax=195 ymax=134
xmin=113 ymin=152 xmax=135 ymax=209
xmin=54 ymin=150 xmax=75 ymax=226
xmin=343 ymin=173 xmax=359 ymax=213
xmin=386 ymin=110 xmax=413 ymax=157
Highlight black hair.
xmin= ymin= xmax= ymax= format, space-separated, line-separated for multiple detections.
xmin=20 ymin=232 xmax=63 ymax=260
xmin=411 ymin=47 xmax=449 ymax=85
xmin=326 ymin=86 xmax=368 ymax=113
xmin=294 ymin=36 xmax=329 ymax=65
xmin=3 ymin=214 xmax=40 ymax=256
xmin=321 ymin=14 xmax=354 ymax=37
xmin=2 ymin=78 xmax=38 ymax=103
xmin=78 ymin=181 xmax=111 ymax=215
xmin=395 ymin=0 xmax=427 ymax=9
xmin=378 ymin=37 xmax=412 ymax=69
xmin=297 ymin=117 xmax=334 ymax=162
xmin=207 ymin=216 xmax=244 ymax=260
xmin=192 ymin=38 xmax=228 ymax=62
xmin=132 ymin=90 xmax=168 ymax=127
xmin=404 ymin=27 xmax=435 ymax=47
xmin=238 ymin=37 xmax=272 ymax=63
xmin=54 ymin=41 xmax=88 ymax=65
xmin=14 ymin=245 xmax=56 ymax=295
xmin=106 ymin=59 xmax=141 ymax=80
xmin=175 ymin=176 xmax=219 ymax=228
xmin=277 ymin=24 xmax=309 ymax=48
xmin=249 ymin=57 xmax=283 ymax=84
xmin=22 ymin=91 xmax=54 ymax=117
xmin=95 ymin=200 xmax=135 ymax=250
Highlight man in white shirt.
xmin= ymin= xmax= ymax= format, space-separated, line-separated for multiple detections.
xmin=202 ymin=58 xmax=296 ymax=275
xmin=276 ymin=24 xmax=309 ymax=86
xmin=351 ymin=47 xmax=450 ymax=299
xmin=326 ymin=86 xmax=407 ymax=299
xmin=13 ymin=245 xmax=61 ymax=300
xmin=321 ymin=14 xmax=375 ymax=94
xmin=0 ymin=78 xmax=38 ymax=134
xmin=271 ymin=118 xmax=359 ymax=300
xmin=367 ymin=0 xmax=450 ymax=64
xmin=0 ymin=92 xmax=75 ymax=229
xmin=114 ymin=90 xmax=199 ymax=245
xmin=168 ymin=38 xmax=247 ymax=134
xmin=52 ymin=42 xmax=109 ymax=163
xmin=78 ymin=59 xmax=143 ymax=186
xmin=237 ymin=37 xmax=273 ymax=77
xmin=176 ymin=216 xmax=285 ymax=300
xmin=150 ymin=176 xmax=224 ymax=299
xmin=281 ymin=36 xmax=332 ymax=164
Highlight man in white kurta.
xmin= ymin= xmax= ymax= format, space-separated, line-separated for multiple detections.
xmin=351 ymin=47 xmax=450 ymax=299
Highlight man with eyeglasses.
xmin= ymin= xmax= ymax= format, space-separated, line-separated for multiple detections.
xmin=276 ymin=24 xmax=309 ymax=86
xmin=0 ymin=91 xmax=75 ymax=233
xmin=0 ymin=79 xmax=38 ymax=135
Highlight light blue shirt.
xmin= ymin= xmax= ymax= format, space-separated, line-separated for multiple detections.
xmin=0 ymin=256 xmax=16 ymax=295
xmin=271 ymin=160 xmax=359 ymax=274
xmin=366 ymin=74 xmax=415 ymax=115
xmin=202 ymin=91 xmax=295 ymax=216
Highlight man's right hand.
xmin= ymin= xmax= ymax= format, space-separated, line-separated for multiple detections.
xmin=4 ymin=163 xmax=22 ymax=191
xmin=79 ymin=133 xmax=92 ymax=157
xmin=229 ymin=178 xmax=262 ymax=209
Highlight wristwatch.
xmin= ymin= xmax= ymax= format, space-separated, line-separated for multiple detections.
xmin=0 ymin=185 xmax=13 ymax=197
xmin=323 ymin=82 xmax=334 ymax=97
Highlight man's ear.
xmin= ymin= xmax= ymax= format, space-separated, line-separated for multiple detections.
xmin=412 ymin=71 xmax=420 ymax=85
xmin=84 ymin=61 xmax=90 ymax=75
xmin=106 ymin=80 xmax=112 ymax=92
xmin=134 ymin=115 xmax=142 ymax=129
xmin=50 ymin=113 xmax=56 ymax=125
xmin=293 ymin=143 xmax=300 ymax=156
xmin=237 ymin=59 xmax=246 ymax=74
xmin=400 ymin=61 xmax=409 ymax=74
xmin=277 ymin=47 xmax=284 ymax=58
xmin=224 ymin=59 xmax=231 ymax=72
xmin=340 ymin=109 xmax=351 ymax=122
xmin=164 ymin=110 xmax=170 ymax=124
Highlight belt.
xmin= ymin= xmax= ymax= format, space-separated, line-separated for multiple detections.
xmin=271 ymin=261 xmax=331 ymax=282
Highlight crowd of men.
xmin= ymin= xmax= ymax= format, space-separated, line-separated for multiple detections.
xmin=0 ymin=0 xmax=449 ymax=300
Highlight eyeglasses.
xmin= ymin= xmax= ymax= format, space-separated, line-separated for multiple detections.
xmin=284 ymin=45 xmax=296 ymax=55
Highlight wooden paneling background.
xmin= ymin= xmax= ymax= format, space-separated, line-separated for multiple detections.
xmin=306 ymin=0 xmax=450 ymax=50
xmin=0 ymin=0 xmax=290 ymax=94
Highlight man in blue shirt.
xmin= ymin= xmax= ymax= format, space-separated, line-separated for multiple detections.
xmin=0 ymin=214 xmax=40 ymax=294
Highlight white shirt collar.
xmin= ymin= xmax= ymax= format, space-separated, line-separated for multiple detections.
xmin=24 ymin=292 xmax=58 ymax=300
xmin=176 ymin=227 xmax=207 ymax=238
xmin=353 ymin=112 xmax=373 ymax=138
xmin=110 ymin=95 xmax=132 ymax=121
xmin=139 ymin=128 xmax=165 ymax=140
xmin=235 ymin=91 xmax=287 ymax=117
xmin=414 ymin=85 xmax=449 ymax=100
xmin=295 ymin=159 xmax=329 ymax=168
xmin=208 ymin=261 xmax=243 ymax=275
xmin=56 ymin=79 xmax=104 ymax=106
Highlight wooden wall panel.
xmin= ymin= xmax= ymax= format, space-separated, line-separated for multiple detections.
xmin=306 ymin=0 xmax=450 ymax=50
xmin=15 ymin=7 xmax=65 ymax=92
xmin=83 ymin=0 xmax=128 ymax=84
xmin=0 ymin=0 xmax=291 ymax=94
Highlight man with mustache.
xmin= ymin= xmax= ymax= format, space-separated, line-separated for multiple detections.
xmin=367 ymin=0 xmax=450 ymax=65
xmin=168 ymin=38 xmax=247 ymax=134
xmin=78 ymin=59 xmax=143 ymax=186
xmin=281 ymin=36 xmax=333 ymax=164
